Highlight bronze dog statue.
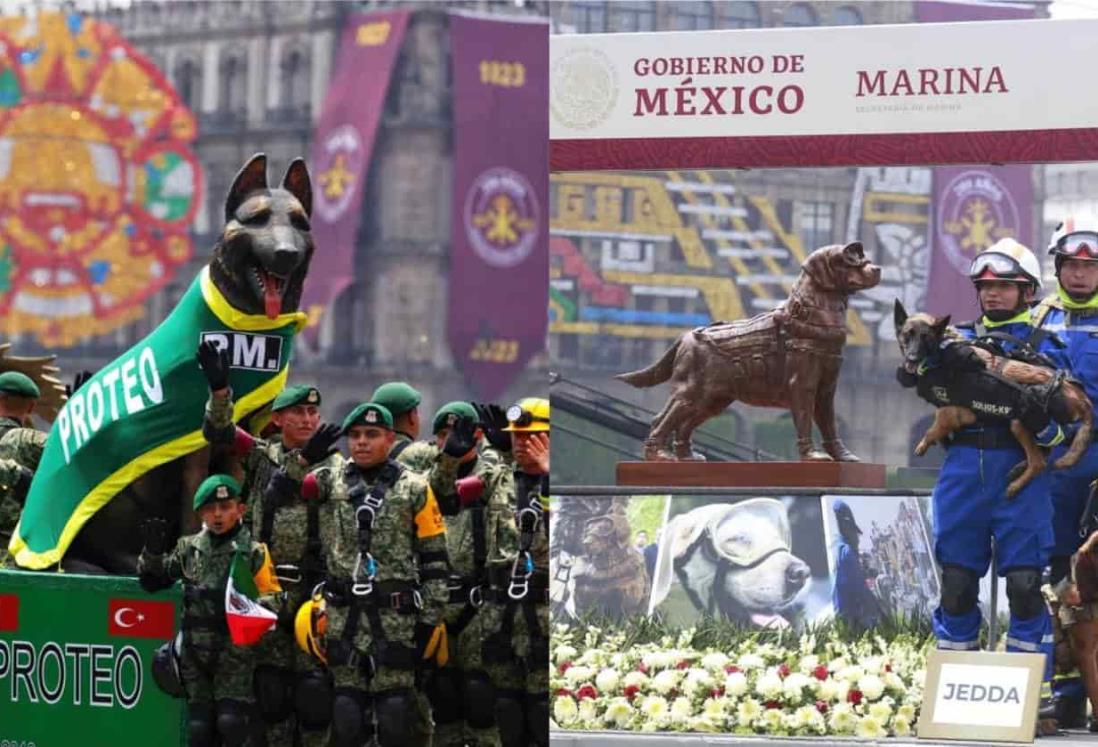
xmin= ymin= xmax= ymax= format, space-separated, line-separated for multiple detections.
xmin=894 ymin=303 xmax=1092 ymax=497
xmin=618 ymin=242 xmax=881 ymax=461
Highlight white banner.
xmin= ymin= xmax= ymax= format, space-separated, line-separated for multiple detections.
xmin=550 ymin=19 xmax=1098 ymax=169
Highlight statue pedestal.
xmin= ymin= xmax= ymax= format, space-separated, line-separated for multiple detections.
xmin=615 ymin=461 xmax=888 ymax=489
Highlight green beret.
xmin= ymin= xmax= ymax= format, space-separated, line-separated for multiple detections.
xmin=193 ymin=474 xmax=242 ymax=511
xmin=0 ymin=372 xmax=39 ymax=398
xmin=432 ymin=401 xmax=478 ymax=434
xmin=370 ymin=382 xmax=421 ymax=416
xmin=273 ymin=384 xmax=321 ymax=411
xmin=342 ymin=402 xmax=394 ymax=432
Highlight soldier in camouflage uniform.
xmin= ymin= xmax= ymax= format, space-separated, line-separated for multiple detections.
xmin=197 ymin=341 xmax=345 ymax=745
xmin=0 ymin=427 xmax=45 ymax=568
xmin=0 ymin=371 xmax=39 ymax=439
xmin=422 ymin=401 xmax=518 ymax=747
xmin=372 ymin=381 xmax=423 ymax=458
xmin=267 ymin=402 xmax=455 ymax=747
xmin=138 ymin=475 xmax=278 ymax=747
xmin=490 ymin=397 xmax=550 ymax=747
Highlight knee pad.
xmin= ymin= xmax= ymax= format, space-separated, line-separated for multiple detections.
xmin=426 ymin=668 xmax=463 ymax=725
xmin=496 ymin=688 xmax=527 ymax=747
xmin=253 ymin=665 xmax=293 ymax=724
xmin=940 ymin=565 xmax=980 ymax=617
xmin=375 ymin=689 xmax=415 ymax=747
xmin=294 ymin=671 xmax=333 ymax=732
xmin=526 ymin=693 xmax=549 ymax=747
xmin=330 ymin=688 xmax=368 ymax=747
xmin=215 ymin=699 xmax=252 ymax=747
xmin=1006 ymin=568 xmax=1046 ymax=620
xmin=187 ymin=701 xmax=216 ymax=747
xmin=463 ymin=671 xmax=496 ymax=730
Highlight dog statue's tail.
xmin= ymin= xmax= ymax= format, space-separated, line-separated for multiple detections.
xmin=616 ymin=340 xmax=680 ymax=388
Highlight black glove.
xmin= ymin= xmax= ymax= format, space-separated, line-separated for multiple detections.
xmin=940 ymin=343 xmax=985 ymax=372
xmin=302 ymin=423 xmax=343 ymax=465
xmin=473 ymin=402 xmax=511 ymax=453
xmin=442 ymin=415 xmax=478 ymax=458
xmin=896 ymin=366 xmax=918 ymax=388
xmin=195 ymin=341 xmax=230 ymax=391
xmin=138 ymin=571 xmax=174 ymax=594
xmin=1018 ymin=388 xmax=1052 ymax=433
xmin=65 ymin=370 xmax=94 ymax=398
xmin=141 ymin=517 xmax=170 ymax=556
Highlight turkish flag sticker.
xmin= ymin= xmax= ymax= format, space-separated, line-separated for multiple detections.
xmin=0 ymin=593 xmax=18 ymax=632
xmin=107 ymin=598 xmax=176 ymax=639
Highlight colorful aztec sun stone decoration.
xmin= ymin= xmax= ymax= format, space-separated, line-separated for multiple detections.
xmin=0 ymin=11 xmax=202 ymax=346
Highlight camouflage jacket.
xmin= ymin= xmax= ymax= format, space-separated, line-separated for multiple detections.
xmin=0 ymin=416 xmax=24 ymax=441
xmin=138 ymin=524 xmax=271 ymax=647
xmin=443 ymin=450 xmax=518 ymax=582
xmin=0 ymin=428 xmax=45 ymax=544
xmin=390 ymin=437 xmax=462 ymax=503
xmin=308 ymin=458 xmax=451 ymax=627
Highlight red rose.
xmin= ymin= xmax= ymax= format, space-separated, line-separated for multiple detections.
xmin=624 ymin=685 xmax=640 ymax=702
xmin=813 ymin=665 xmax=829 ymax=681
xmin=559 ymin=662 xmax=572 ymax=674
xmin=676 ymin=660 xmax=691 ymax=670
xmin=556 ymin=688 xmax=573 ymax=697
xmin=848 ymin=689 xmax=863 ymax=705
xmin=577 ymin=684 xmax=598 ymax=700
xmin=725 ymin=665 xmax=741 ymax=674
xmin=765 ymin=700 xmax=781 ymax=710
xmin=815 ymin=700 xmax=828 ymax=714
xmin=778 ymin=664 xmax=791 ymax=678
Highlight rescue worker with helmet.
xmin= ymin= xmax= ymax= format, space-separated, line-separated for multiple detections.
xmin=423 ymin=401 xmax=518 ymax=747
xmin=1033 ymin=219 xmax=1098 ymax=587
xmin=899 ymin=239 xmax=1064 ymax=723
xmin=268 ymin=402 xmax=451 ymax=747
xmin=138 ymin=475 xmax=280 ymax=747
xmin=489 ymin=397 xmax=550 ymax=747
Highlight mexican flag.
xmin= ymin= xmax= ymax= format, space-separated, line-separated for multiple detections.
xmin=225 ymin=546 xmax=279 ymax=646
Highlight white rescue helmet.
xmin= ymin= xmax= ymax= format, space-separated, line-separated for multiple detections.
xmin=1048 ymin=217 xmax=1098 ymax=261
xmin=968 ymin=238 xmax=1042 ymax=290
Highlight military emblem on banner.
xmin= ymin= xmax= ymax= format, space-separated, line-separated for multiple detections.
xmin=0 ymin=11 xmax=202 ymax=347
xmin=936 ymin=169 xmax=1021 ymax=275
xmin=464 ymin=167 xmax=540 ymax=269
xmin=550 ymin=46 xmax=618 ymax=131
xmin=314 ymin=124 xmax=364 ymax=223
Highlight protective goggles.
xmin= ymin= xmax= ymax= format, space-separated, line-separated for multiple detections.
xmin=506 ymin=405 xmax=549 ymax=429
xmin=1053 ymin=232 xmax=1098 ymax=259
xmin=968 ymin=253 xmax=1025 ymax=281
xmin=707 ymin=499 xmax=792 ymax=567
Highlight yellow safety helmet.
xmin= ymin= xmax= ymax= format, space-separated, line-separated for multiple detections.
xmin=503 ymin=397 xmax=549 ymax=433
xmin=295 ymin=594 xmax=328 ymax=664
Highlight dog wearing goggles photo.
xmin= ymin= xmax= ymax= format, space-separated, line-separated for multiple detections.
xmin=618 ymin=242 xmax=880 ymax=462
xmin=649 ymin=499 xmax=812 ymax=628
xmin=894 ymin=300 xmax=1092 ymax=496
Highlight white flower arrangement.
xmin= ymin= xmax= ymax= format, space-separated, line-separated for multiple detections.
xmin=551 ymin=623 xmax=933 ymax=738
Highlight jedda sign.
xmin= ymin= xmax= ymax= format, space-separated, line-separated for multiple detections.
xmin=550 ymin=18 xmax=1098 ymax=170
xmin=918 ymin=650 xmax=1044 ymax=742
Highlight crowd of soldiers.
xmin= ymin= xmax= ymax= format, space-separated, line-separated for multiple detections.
xmin=0 ymin=339 xmax=550 ymax=747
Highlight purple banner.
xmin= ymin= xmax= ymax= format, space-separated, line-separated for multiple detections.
xmin=449 ymin=14 xmax=549 ymax=400
xmin=301 ymin=11 xmax=410 ymax=345
xmin=924 ymin=165 xmax=1034 ymax=320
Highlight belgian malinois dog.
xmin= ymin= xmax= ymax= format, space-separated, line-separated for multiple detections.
xmin=63 ymin=154 xmax=315 ymax=573
xmin=618 ymin=242 xmax=881 ymax=461
xmin=894 ymin=300 xmax=1092 ymax=497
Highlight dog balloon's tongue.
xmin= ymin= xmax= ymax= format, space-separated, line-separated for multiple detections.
xmin=263 ymin=271 xmax=283 ymax=319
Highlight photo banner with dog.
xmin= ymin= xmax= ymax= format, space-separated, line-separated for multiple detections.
xmin=9 ymin=268 xmax=307 ymax=569
xmin=299 ymin=10 xmax=410 ymax=346
xmin=549 ymin=18 xmax=1098 ymax=171
xmin=448 ymin=13 xmax=549 ymax=401
xmin=923 ymin=165 xmax=1034 ymax=322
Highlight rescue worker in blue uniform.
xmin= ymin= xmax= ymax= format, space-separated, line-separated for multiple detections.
xmin=1032 ymin=219 xmax=1098 ymax=589
xmin=902 ymin=240 xmax=1063 ymax=710
xmin=831 ymin=500 xmax=879 ymax=630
